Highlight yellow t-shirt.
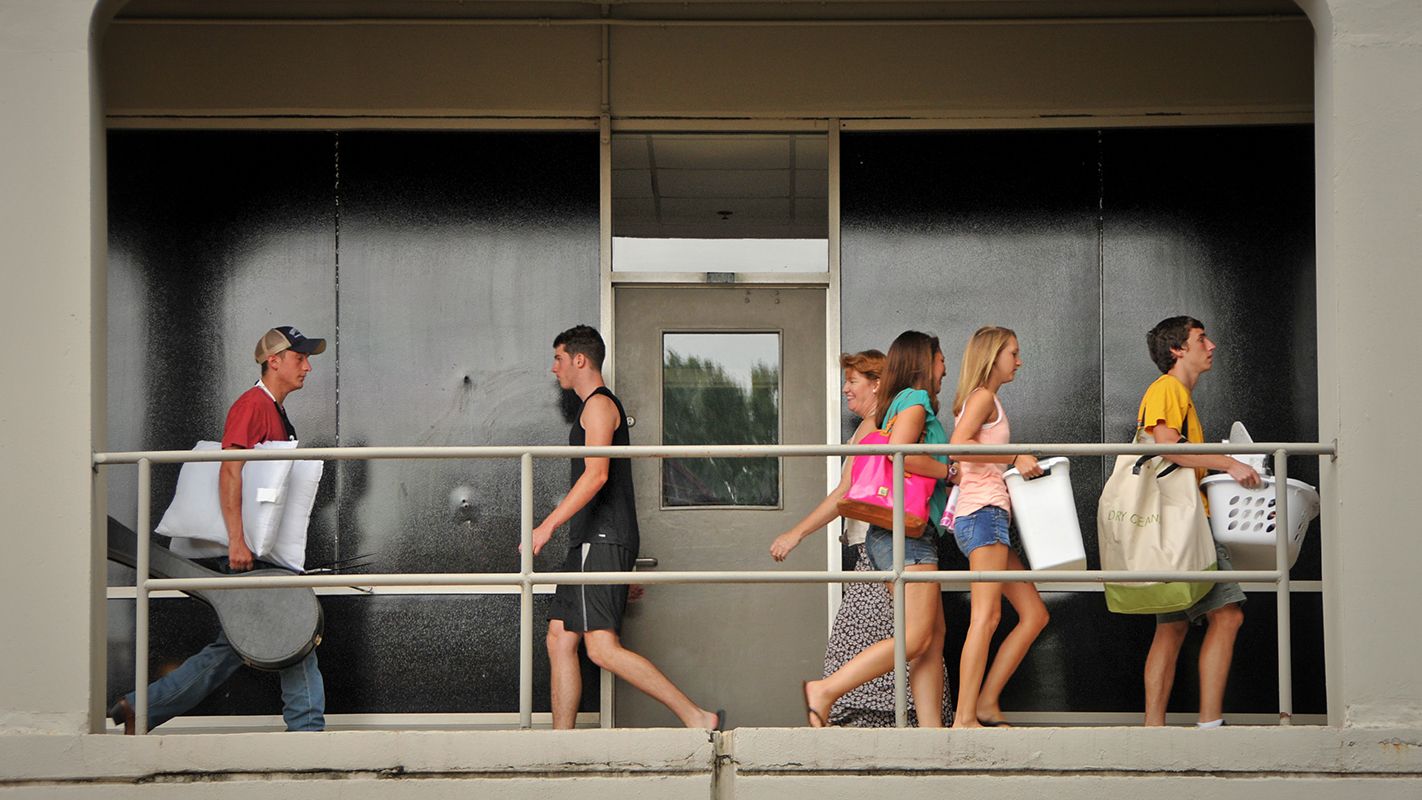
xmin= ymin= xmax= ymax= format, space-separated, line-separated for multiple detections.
xmin=1137 ymin=374 xmax=1208 ymax=489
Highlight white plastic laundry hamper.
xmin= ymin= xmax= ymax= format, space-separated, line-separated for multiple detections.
xmin=1003 ymin=456 xmax=1088 ymax=571
xmin=1201 ymin=474 xmax=1320 ymax=571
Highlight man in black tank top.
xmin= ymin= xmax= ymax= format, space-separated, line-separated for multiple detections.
xmin=566 ymin=385 xmax=639 ymax=553
xmin=532 ymin=326 xmax=722 ymax=731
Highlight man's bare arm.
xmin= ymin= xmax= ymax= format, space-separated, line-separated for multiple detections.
xmin=219 ymin=450 xmax=255 ymax=570
xmin=527 ymin=394 xmax=619 ymax=555
xmin=1148 ymin=422 xmax=1261 ymax=488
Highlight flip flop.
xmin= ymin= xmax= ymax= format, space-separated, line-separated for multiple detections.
xmin=977 ymin=718 xmax=1011 ymax=727
xmin=715 ymin=709 xmax=727 ymax=731
xmin=802 ymin=681 xmax=828 ymax=728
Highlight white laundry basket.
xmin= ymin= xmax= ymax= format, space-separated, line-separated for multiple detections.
xmin=1004 ymin=457 xmax=1087 ymax=571
xmin=1201 ymin=474 xmax=1320 ymax=571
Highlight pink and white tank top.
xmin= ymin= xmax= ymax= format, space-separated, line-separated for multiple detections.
xmin=953 ymin=388 xmax=1012 ymax=519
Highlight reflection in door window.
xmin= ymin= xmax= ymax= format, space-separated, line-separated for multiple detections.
xmin=662 ymin=333 xmax=780 ymax=507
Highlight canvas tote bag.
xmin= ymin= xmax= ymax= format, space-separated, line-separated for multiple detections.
xmin=1096 ymin=421 xmax=1217 ymax=614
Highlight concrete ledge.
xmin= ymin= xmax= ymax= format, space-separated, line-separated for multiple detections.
xmin=727 ymin=726 xmax=1422 ymax=775
xmin=0 ymin=728 xmax=717 ymax=783
xmin=0 ymin=775 xmax=710 ymax=800
xmin=6 ymin=726 xmax=1422 ymax=786
xmin=5 ymin=727 xmax=1422 ymax=798
xmin=727 ymin=775 xmax=1422 ymax=800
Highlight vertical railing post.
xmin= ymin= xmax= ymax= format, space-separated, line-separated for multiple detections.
xmin=135 ymin=458 xmax=151 ymax=735
xmin=1274 ymin=449 xmax=1293 ymax=725
xmin=892 ymin=451 xmax=907 ymax=728
xmin=519 ymin=452 xmax=534 ymax=729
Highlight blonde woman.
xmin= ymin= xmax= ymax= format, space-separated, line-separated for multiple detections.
xmin=949 ymin=325 xmax=1050 ymax=728
xmin=802 ymin=331 xmax=952 ymax=728
xmin=771 ymin=349 xmax=954 ymax=726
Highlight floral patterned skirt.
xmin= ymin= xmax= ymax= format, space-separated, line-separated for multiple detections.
xmin=825 ymin=545 xmax=955 ymax=727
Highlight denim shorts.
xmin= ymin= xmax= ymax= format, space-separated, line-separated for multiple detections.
xmin=1156 ymin=543 xmax=1247 ymax=626
xmin=864 ymin=523 xmax=939 ymax=571
xmin=952 ymin=505 xmax=1012 ymax=557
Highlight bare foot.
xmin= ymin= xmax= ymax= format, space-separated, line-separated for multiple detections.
xmin=694 ymin=709 xmax=722 ymax=730
xmin=802 ymin=680 xmax=833 ymax=728
xmin=974 ymin=704 xmax=1009 ymax=726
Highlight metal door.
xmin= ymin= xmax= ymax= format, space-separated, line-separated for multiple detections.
xmin=612 ymin=285 xmax=828 ymax=727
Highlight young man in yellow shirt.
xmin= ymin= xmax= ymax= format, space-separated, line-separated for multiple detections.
xmin=1138 ymin=316 xmax=1261 ymax=728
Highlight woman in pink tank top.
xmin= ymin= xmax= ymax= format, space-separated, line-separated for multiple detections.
xmin=947 ymin=326 xmax=1050 ymax=728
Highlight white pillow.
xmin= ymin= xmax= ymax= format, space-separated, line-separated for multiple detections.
xmin=155 ymin=441 xmax=296 ymax=553
xmin=168 ymin=537 xmax=228 ymax=560
xmin=265 ymin=459 xmax=324 ymax=572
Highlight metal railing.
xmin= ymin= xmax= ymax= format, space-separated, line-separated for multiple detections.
xmin=93 ymin=440 xmax=1335 ymax=733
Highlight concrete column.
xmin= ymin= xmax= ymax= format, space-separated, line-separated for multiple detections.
xmin=0 ymin=0 xmax=112 ymax=734
xmin=1300 ymin=0 xmax=1422 ymax=728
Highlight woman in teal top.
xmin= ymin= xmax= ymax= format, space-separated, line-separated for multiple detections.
xmin=879 ymin=386 xmax=951 ymax=527
xmin=803 ymin=330 xmax=953 ymax=727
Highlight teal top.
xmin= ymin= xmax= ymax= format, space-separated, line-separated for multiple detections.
xmin=882 ymin=387 xmax=949 ymax=532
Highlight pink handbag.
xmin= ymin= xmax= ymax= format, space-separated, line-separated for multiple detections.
xmin=836 ymin=414 xmax=936 ymax=538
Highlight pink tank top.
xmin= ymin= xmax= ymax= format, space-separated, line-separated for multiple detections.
xmin=953 ymin=388 xmax=1011 ymax=519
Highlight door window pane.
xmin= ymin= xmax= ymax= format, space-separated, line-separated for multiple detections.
xmin=662 ymin=333 xmax=780 ymax=507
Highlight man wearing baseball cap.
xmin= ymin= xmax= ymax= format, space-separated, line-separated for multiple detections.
xmin=228 ymin=326 xmax=325 ymax=569
xmin=110 ymin=326 xmax=328 ymax=734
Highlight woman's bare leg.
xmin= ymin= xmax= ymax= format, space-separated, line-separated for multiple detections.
xmin=805 ymin=567 xmax=942 ymax=726
xmin=974 ymin=548 xmax=1048 ymax=725
xmin=952 ymin=543 xmax=1008 ymax=728
xmin=907 ymin=575 xmax=948 ymax=727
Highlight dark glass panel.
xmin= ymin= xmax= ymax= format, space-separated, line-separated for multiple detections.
xmin=106 ymin=130 xmax=603 ymax=717
xmin=841 ymin=129 xmax=1104 ymax=562
xmin=336 ymin=131 xmax=599 ymax=577
xmin=1101 ymin=126 xmax=1319 ymax=579
xmin=941 ymin=589 xmax=1327 ymax=716
xmin=106 ymin=130 xmax=339 ymax=575
xmin=843 ymin=126 xmax=1319 ymax=715
xmin=107 ymin=593 xmax=597 ymax=717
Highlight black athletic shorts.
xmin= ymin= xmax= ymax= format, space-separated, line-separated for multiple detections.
xmin=548 ymin=542 xmax=637 ymax=633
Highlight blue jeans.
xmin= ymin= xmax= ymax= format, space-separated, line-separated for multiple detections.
xmin=864 ymin=523 xmax=940 ymax=571
xmin=127 ymin=558 xmax=326 ymax=731
xmin=953 ymin=505 xmax=1012 ymax=557
xmin=127 ymin=631 xmax=325 ymax=731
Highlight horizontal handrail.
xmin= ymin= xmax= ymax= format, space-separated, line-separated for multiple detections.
xmin=99 ymin=440 xmax=1328 ymax=733
xmin=92 ymin=441 xmax=1337 ymax=465
xmin=145 ymin=569 xmax=1275 ymax=592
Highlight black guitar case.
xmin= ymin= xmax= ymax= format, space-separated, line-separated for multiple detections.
xmin=107 ymin=517 xmax=324 ymax=671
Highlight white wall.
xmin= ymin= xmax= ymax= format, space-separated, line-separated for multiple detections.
xmin=1299 ymin=0 xmax=1422 ymax=729
xmin=0 ymin=0 xmax=112 ymax=735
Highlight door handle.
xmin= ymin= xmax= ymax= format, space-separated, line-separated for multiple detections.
xmin=635 ymin=557 xmax=658 ymax=569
